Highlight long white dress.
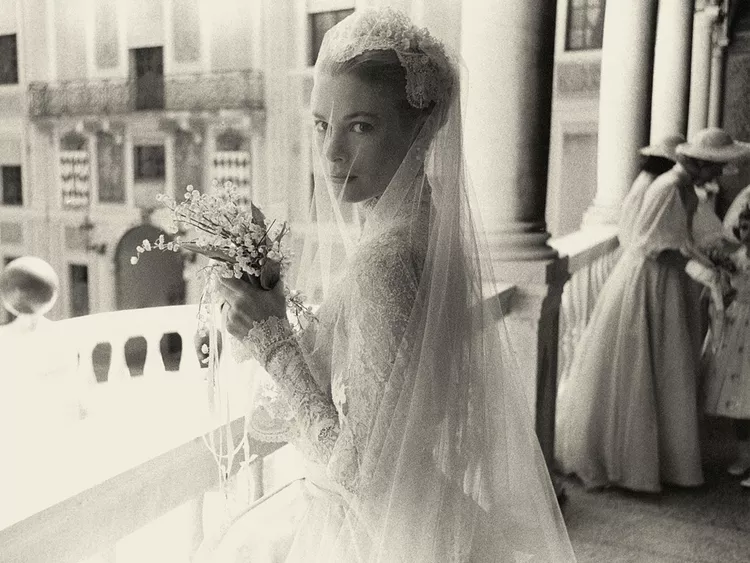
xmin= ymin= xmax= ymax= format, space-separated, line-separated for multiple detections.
xmin=196 ymin=210 xmax=432 ymax=562
xmin=617 ymin=169 xmax=657 ymax=240
xmin=555 ymin=167 xmax=705 ymax=492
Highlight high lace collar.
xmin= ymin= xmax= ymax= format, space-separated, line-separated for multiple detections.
xmin=360 ymin=196 xmax=380 ymax=217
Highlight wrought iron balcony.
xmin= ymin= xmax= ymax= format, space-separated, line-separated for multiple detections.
xmin=28 ymin=69 xmax=264 ymax=118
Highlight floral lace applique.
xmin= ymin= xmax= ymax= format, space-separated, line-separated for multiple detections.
xmin=240 ymin=316 xmax=339 ymax=461
xmin=319 ymin=7 xmax=455 ymax=109
xmin=239 ymin=216 xmax=427 ymax=492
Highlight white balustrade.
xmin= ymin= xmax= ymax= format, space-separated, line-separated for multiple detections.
xmin=2 ymin=284 xmax=540 ymax=563
xmin=0 ymin=304 xmax=288 ymax=563
xmin=550 ymin=226 xmax=622 ymax=385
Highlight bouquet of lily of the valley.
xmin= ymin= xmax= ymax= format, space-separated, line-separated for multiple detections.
xmin=132 ymin=181 xmax=315 ymax=507
xmin=131 ymin=181 xmax=316 ymax=332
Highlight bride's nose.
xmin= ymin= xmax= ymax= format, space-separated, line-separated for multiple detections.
xmin=323 ymin=129 xmax=348 ymax=163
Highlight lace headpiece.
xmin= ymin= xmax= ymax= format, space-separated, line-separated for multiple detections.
xmin=317 ymin=7 xmax=455 ymax=109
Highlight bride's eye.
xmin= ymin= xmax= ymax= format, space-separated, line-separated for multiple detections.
xmin=351 ymin=122 xmax=373 ymax=134
xmin=314 ymin=120 xmax=328 ymax=133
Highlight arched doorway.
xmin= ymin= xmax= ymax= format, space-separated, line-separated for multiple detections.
xmin=114 ymin=224 xmax=185 ymax=310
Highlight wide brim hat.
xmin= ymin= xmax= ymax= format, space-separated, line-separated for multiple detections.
xmin=676 ymin=127 xmax=750 ymax=163
xmin=639 ymin=134 xmax=686 ymax=161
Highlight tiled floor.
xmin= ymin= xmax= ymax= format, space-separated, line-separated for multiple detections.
xmin=561 ymin=417 xmax=750 ymax=563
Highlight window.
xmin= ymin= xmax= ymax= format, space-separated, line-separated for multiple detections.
xmin=69 ymin=264 xmax=90 ymax=317
xmin=0 ymin=34 xmax=18 ymax=84
xmin=1 ymin=166 xmax=22 ymax=206
xmin=97 ymin=132 xmax=126 ymax=203
xmin=132 ymin=47 xmax=164 ymax=110
xmin=309 ymin=9 xmax=354 ymax=66
xmin=565 ymin=0 xmax=605 ymax=51
xmin=134 ymin=145 xmax=165 ymax=180
xmin=60 ymin=132 xmax=90 ymax=208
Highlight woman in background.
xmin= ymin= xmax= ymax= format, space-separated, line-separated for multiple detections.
xmin=618 ymin=134 xmax=685 ymax=244
xmin=556 ymin=128 xmax=750 ymax=493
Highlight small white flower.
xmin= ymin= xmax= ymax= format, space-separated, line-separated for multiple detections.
xmin=130 ymin=256 xmax=138 ymax=265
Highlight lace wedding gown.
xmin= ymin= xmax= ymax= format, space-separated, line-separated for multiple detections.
xmin=196 ymin=8 xmax=575 ymax=560
xmin=196 ymin=204 xmax=432 ymax=562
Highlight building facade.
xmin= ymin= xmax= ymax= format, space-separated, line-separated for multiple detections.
xmin=0 ymin=0 xmax=301 ymax=322
xmin=548 ymin=0 xmax=750 ymax=237
xmin=2 ymin=0 xmax=750 ymax=323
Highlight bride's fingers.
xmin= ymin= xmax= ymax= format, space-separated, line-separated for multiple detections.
xmin=218 ymin=275 xmax=258 ymax=295
xmin=224 ymin=301 xmax=256 ymax=336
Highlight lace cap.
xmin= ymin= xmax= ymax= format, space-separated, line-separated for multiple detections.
xmin=317 ymin=7 xmax=455 ymax=109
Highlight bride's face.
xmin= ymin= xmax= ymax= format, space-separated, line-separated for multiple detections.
xmin=311 ymin=72 xmax=418 ymax=203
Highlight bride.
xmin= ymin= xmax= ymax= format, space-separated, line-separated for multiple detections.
xmin=199 ymin=7 xmax=575 ymax=562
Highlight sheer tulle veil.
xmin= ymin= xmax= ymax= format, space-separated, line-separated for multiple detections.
xmin=275 ymin=7 xmax=576 ymax=562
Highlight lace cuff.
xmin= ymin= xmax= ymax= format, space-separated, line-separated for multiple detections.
xmin=241 ymin=316 xmax=341 ymax=466
xmin=243 ymin=316 xmax=295 ymax=367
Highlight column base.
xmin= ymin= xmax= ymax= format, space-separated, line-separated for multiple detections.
xmin=484 ymin=225 xmax=559 ymax=263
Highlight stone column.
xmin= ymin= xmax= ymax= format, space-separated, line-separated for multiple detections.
xmin=688 ymin=3 xmax=722 ymax=138
xmin=461 ymin=0 xmax=557 ymax=262
xmin=461 ymin=0 xmax=567 ymax=480
xmin=650 ymin=0 xmax=694 ymax=142
xmin=708 ymin=9 xmax=729 ymax=128
xmin=583 ymin=0 xmax=656 ymax=226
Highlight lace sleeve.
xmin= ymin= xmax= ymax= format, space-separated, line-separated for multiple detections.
xmin=242 ymin=233 xmax=422 ymax=492
xmin=243 ymin=317 xmax=339 ymax=464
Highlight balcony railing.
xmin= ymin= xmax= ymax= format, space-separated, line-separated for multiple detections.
xmin=0 ymin=228 xmax=618 ymax=563
xmin=550 ymin=225 xmax=622 ymax=385
xmin=28 ymin=70 xmax=264 ymax=119
xmin=0 ymin=305 xmax=290 ymax=563
xmin=0 ymin=282 xmax=521 ymax=562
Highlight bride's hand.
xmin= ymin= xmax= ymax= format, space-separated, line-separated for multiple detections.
xmin=218 ymin=276 xmax=287 ymax=339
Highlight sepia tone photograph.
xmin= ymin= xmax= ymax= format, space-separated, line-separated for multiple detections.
xmin=0 ymin=1 xmax=749 ymax=562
